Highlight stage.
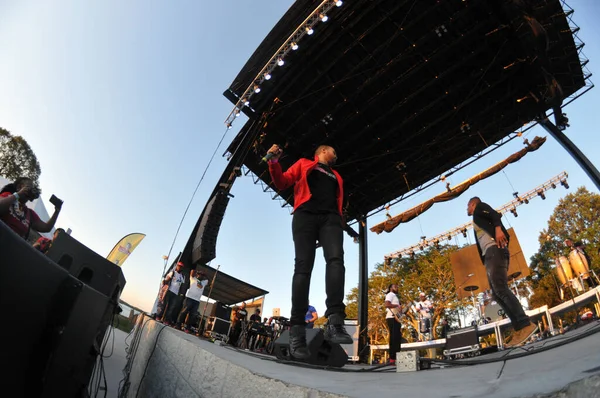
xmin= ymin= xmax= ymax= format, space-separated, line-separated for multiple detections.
xmin=119 ymin=316 xmax=600 ymax=398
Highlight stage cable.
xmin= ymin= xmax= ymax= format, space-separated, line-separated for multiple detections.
xmin=162 ymin=124 xmax=234 ymax=274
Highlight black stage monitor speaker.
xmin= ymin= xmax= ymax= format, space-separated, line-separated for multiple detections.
xmin=446 ymin=326 xmax=479 ymax=350
xmin=47 ymin=232 xmax=126 ymax=300
xmin=273 ymin=329 xmax=347 ymax=368
xmin=0 ymin=222 xmax=116 ymax=397
xmin=212 ymin=301 xmax=232 ymax=320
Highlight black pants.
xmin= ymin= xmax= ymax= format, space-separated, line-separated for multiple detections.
xmin=386 ymin=318 xmax=401 ymax=360
xmin=177 ymin=297 xmax=200 ymax=328
xmin=484 ymin=246 xmax=530 ymax=330
xmin=290 ymin=211 xmax=346 ymax=325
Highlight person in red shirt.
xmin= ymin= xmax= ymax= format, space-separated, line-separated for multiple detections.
xmin=33 ymin=228 xmax=66 ymax=253
xmin=266 ymin=144 xmax=352 ymax=359
xmin=0 ymin=177 xmax=62 ymax=240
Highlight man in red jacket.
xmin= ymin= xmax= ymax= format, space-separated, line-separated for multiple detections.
xmin=267 ymin=144 xmax=352 ymax=359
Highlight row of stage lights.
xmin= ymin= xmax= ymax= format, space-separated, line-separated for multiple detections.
xmin=384 ymin=172 xmax=569 ymax=261
xmin=225 ymin=0 xmax=344 ymax=128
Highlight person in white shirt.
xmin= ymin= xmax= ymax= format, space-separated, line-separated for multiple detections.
xmin=384 ymin=284 xmax=402 ymax=364
xmin=176 ymin=269 xmax=209 ymax=333
xmin=162 ymin=261 xmax=186 ymax=326
xmin=415 ymin=292 xmax=433 ymax=335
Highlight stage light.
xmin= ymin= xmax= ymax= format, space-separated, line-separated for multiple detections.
xmin=254 ymin=85 xmax=261 ymax=94
xmin=277 ymin=58 xmax=284 ymax=66
xmin=291 ymin=42 xmax=299 ymax=50
xmin=561 ymin=179 xmax=569 ymax=189
xmin=447 ymin=235 xmax=452 ymax=241
xmin=462 ymin=229 xmax=467 ymax=238
xmin=537 ymin=190 xmax=546 ymax=200
xmin=264 ymin=73 xmax=272 ymax=80
xmin=551 ymin=183 xmax=556 ymax=189
xmin=234 ymin=108 xmax=241 ymax=117
xmin=320 ymin=14 xmax=328 ymax=22
xmin=306 ymin=26 xmax=314 ymax=35
xmin=243 ymin=98 xmax=250 ymax=106
xmin=336 ymin=0 xmax=343 ymax=7
xmin=226 ymin=122 xmax=233 ymax=130
xmin=510 ymin=208 xmax=518 ymax=217
xmin=524 ymin=198 xmax=529 ymax=204
xmin=409 ymin=251 xmax=415 ymax=259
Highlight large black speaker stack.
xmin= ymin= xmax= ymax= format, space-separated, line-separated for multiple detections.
xmin=0 ymin=223 xmax=126 ymax=397
xmin=192 ymin=190 xmax=230 ymax=264
xmin=273 ymin=329 xmax=348 ymax=368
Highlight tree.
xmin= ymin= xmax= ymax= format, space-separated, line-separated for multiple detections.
xmin=346 ymin=245 xmax=469 ymax=345
xmin=0 ymin=127 xmax=41 ymax=186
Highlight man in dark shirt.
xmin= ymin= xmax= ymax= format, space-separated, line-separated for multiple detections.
xmin=267 ymin=144 xmax=352 ymax=359
xmin=467 ymin=197 xmax=536 ymax=347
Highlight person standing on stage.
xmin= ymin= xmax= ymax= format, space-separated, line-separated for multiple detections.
xmin=305 ymin=303 xmax=318 ymax=329
xmin=176 ymin=269 xmax=209 ymax=333
xmin=415 ymin=292 xmax=433 ymax=335
xmin=384 ymin=284 xmax=402 ymax=364
xmin=266 ymin=144 xmax=353 ymax=359
xmin=467 ymin=197 xmax=537 ymax=346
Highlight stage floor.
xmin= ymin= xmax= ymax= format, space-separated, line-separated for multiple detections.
xmin=117 ymin=318 xmax=600 ymax=397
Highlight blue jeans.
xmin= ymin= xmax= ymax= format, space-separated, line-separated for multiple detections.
xmin=290 ymin=211 xmax=346 ymax=325
xmin=484 ymin=246 xmax=530 ymax=330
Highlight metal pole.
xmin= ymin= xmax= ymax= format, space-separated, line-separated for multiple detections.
xmin=538 ymin=117 xmax=600 ymax=190
xmin=357 ymin=216 xmax=369 ymax=363
xmin=200 ymin=265 xmax=221 ymax=335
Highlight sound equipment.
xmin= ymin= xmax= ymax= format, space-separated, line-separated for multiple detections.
xmin=208 ymin=317 xmax=231 ymax=335
xmin=211 ymin=301 xmax=232 ymax=320
xmin=273 ymin=329 xmax=348 ymax=368
xmin=450 ymin=228 xmax=530 ymax=299
xmin=396 ymin=351 xmax=419 ymax=372
xmin=446 ymin=326 xmax=479 ymax=349
xmin=444 ymin=326 xmax=480 ymax=356
xmin=192 ymin=190 xmax=230 ymax=264
xmin=46 ymin=232 xmax=126 ymax=299
xmin=0 ymin=222 xmax=117 ymax=397
xmin=340 ymin=320 xmax=359 ymax=361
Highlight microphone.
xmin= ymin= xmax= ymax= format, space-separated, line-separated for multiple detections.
xmin=261 ymin=152 xmax=276 ymax=163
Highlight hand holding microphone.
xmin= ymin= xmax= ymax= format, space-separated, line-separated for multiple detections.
xmin=262 ymin=144 xmax=282 ymax=163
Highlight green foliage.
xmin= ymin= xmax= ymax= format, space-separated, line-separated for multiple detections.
xmin=346 ymin=245 xmax=470 ymax=345
xmin=0 ymin=127 xmax=41 ymax=186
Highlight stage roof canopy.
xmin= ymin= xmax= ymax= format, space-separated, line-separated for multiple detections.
xmin=224 ymin=0 xmax=588 ymax=222
xmin=197 ymin=264 xmax=269 ymax=305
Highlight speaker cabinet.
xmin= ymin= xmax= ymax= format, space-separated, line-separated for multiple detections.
xmin=0 ymin=222 xmax=116 ymax=397
xmin=47 ymin=232 xmax=126 ymax=299
xmin=445 ymin=326 xmax=479 ymax=350
xmin=273 ymin=329 xmax=347 ymax=368
xmin=211 ymin=301 xmax=232 ymax=320
xmin=192 ymin=190 xmax=230 ymax=264
xmin=208 ymin=317 xmax=231 ymax=335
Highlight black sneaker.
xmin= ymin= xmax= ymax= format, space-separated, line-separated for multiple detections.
xmin=289 ymin=325 xmax=311 ymax=359
xmin=324 ymin=314 xmax=353 ymax=345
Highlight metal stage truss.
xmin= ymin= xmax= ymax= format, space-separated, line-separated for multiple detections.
xmin=384 ymin=172 xmax=569 ymax=260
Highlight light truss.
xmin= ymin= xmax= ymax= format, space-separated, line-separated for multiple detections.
xmin=224 ymin=0 xmax=343 ymax=129
xmin=384 ymin=171 xmax=569 ymax=260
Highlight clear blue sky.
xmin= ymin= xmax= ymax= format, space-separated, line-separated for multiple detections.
xmin=1 ymin=1 xmax=598 ymax=317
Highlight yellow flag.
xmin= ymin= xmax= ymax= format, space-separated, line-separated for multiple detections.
xmin=106 ymin=233 xmax=145 ymax=267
